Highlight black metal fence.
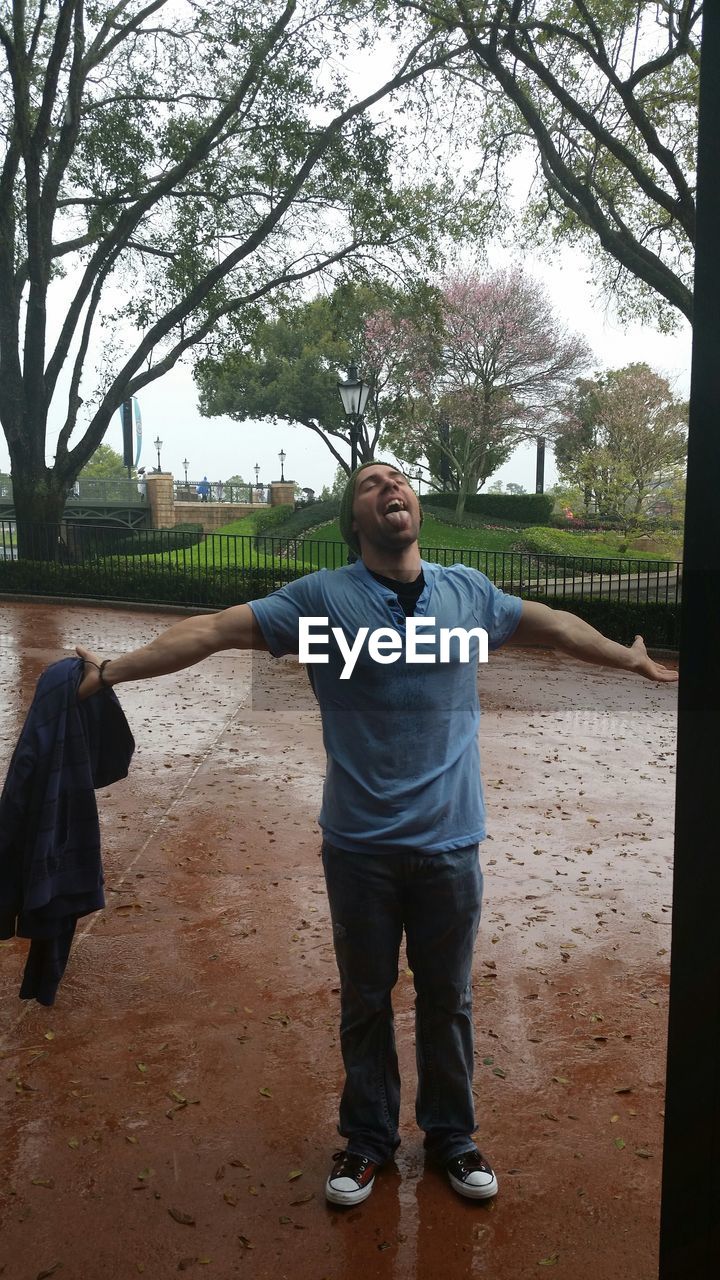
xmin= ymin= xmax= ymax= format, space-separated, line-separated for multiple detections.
xmin=0 ymin=521 xmax=683 ymax=610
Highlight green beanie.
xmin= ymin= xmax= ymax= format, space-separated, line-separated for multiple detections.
xmin=339 ymin=461 xmax=422 ymax=555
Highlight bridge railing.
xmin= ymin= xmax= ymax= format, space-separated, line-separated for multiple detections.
xmin=175 ymin=480 xmax=266 ymax=503
xmin=0 ymin=476 xmax=146 ymax=504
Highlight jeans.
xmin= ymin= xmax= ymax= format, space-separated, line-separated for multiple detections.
xmin=322 ymin=839 xmax=484 ymax=1166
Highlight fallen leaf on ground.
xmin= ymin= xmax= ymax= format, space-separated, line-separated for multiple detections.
xmin=259 ymin=1087 xmax=272 ymax=1098
xmin=168 ymin=1207 xmax=196 ymax=1226
xmin=36 ymin=1266 xmax=62 ymax=1279
xmin=288 ymin=1170 xmax=303 ymax=1181
xmin=538 ymin=1254 xmax=559 ymax=1266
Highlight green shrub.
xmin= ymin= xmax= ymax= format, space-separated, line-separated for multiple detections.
xmin=514 ymin=525 xmax=678 ymax=571
xmin=420 ymin=502 xmax=523 ymax=531
xmin=0 ymin=558 xmax=305 ymax=608
xmin=66 ymin=523 xmax=205 ymax=557
xmin=425 ymin=491 xmax=554 ymax=523
xmin=254 ymin=498 xmax=340 ymax=544
xmin=252 ymin=504 xmax=295 ymax=536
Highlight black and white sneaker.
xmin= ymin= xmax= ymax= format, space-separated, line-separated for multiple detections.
xmin=446 ymin=1149 xmax=499 ymax=1200
xmin=325 ymin=1149 xmax=377 ymax=1206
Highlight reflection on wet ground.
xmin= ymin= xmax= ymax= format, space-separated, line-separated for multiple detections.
xmin=0 ymin=600 xmax=677 ymax=1278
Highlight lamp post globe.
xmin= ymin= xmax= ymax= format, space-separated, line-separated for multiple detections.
xmin=337 ymin=360 xmax=372 ymax=473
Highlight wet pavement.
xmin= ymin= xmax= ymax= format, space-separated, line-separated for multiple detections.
xmin=0 ymin=600 xmax=678 ymax=1280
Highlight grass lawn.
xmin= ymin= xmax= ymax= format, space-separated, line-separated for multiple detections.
xmin=114 ymin=511 xmax=681 ymax=580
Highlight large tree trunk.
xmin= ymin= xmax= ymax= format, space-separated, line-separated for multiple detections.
xmin=454 ymin=477 xmax=470 ymax=520
xmin=11 ymin=464 xmax=70 ymax=561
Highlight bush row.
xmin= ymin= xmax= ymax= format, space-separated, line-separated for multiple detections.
xmin=0 ymin=559 xmax=303 ymax=608
xmin=420 ymin=502 xmax=523 ymax=531
xmin=253 ymin=498 xmax=340 ymax=541
xmin=425 ymin=491 xmax=554 ymax=523
xmin=0 ymin=560 xmax=679 ymax=648
xmin=66 ymin=522 xmax=206 ymax=556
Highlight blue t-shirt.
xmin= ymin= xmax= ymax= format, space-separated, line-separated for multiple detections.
xmin=249 ymin=559 xmax=522 ymax=853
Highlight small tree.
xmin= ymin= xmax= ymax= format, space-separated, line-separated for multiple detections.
xmin=555 ymin=364 xmax=688 ymax=518
xmin=374 ymin=267 xmax=590 ymax=519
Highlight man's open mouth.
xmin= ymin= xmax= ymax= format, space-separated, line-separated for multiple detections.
xmin=383 ymin=498 xmax=410 ymax=528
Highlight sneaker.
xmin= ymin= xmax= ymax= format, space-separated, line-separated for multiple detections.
xmin=446 ymin=1149 xmax=499 ymax=1200
xmin=325 ymin=1149 xmax=377 ymax=1206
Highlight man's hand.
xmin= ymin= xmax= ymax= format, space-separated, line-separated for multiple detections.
xmin=76 ymin=645 xmax=105 ymax=699
xmin=509 ymin=601 xmax=678 ymax=682
xmin=627 ymin=635 xmax=679 ymax=683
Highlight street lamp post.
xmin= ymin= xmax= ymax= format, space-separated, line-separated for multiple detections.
xmin=182 ymin=458 xmax=189 ymax=489
xmin=337 ymin=361 xmax=372 ymax=473
xmin=254 ymin=463 xmax=260 ymax=486
xmin=153 ymin=436 xmax=163 ymax=472
xmin=535 ymin=436 xmax=546 ymax=494
xmin=279 ymin=449 xmax=286 ymax=482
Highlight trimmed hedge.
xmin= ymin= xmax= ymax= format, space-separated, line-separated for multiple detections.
xmin=0 ymin=558 xmax=304 ymax=608
xmin=425 ymin=491 xmax=554 ymax=523
xmin=528 ymin=594 xmax=680 ymax=649
xmin=421 ymin=502 xmax=523 ymax=531
xmin=67 ymin=523 xmax=205 ymax=556
xmin=253 ymin=498 xmax=340 ymax=542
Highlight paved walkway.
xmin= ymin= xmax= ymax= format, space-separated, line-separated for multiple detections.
xmin=0 ymin=600 xmax=678 ymax=1279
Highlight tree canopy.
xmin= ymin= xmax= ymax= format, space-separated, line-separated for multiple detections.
xmin=401 ymin=0 xmax=699 ymax=326
xmin=196 ymin=277 xmax=443 ymax=474
xmin=0 ymin=0 xmax=483 ymax=548
xmin=374 ymin=266 xmax=590 ymax=516
xmin=554 ymin=362 xmax=688 ymax=516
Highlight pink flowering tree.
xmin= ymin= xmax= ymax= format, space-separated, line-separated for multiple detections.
xmin=370 ymin=268 xmax=591 ymax=518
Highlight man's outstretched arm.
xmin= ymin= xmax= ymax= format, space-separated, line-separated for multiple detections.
xmin=76 ymin=604 xmax=268 ymax=699
xmin=506 ymin=600 xmax=678 ymax=683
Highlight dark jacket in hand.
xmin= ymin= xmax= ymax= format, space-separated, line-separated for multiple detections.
xmin=0 ymin=657 xmax=135 ymax=1005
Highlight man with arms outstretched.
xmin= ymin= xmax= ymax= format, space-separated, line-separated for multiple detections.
xmin=78 ymin=462 xmax=676 ymax=1206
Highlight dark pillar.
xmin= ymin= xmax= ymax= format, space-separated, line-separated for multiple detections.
xmin=535 ymin=436 xmax=546 ymax=494
xmin=659 ymin=7 xmax=720 ymax=1276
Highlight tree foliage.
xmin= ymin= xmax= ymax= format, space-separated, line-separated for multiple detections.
xmin=373 ymin=266 xmax=590 ymax=517
xmin=196 ymin=277 xmax=443 ymax=474
xmin=554 ymin=362 xmax=688 ymax=516
xmin=79 ymin=443 xmax=128 ymax=478
xmin=401 ymin=0 xmax=699 ymax=326
xmin=0 ymin=0 xmax=483 ymax=548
